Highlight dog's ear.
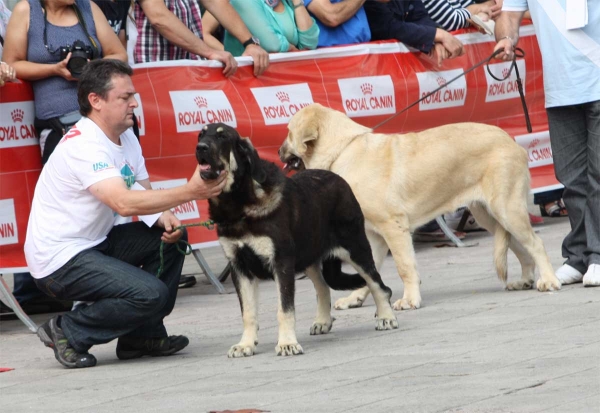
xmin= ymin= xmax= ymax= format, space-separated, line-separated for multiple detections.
xmin=290 ymin=105 xmax=321 ymax=152
xmin=237 ymin=137 xmax=267 ymax=184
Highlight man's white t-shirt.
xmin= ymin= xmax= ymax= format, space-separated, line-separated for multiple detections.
xmin=24 ymin=117 xmax=149 ymax=279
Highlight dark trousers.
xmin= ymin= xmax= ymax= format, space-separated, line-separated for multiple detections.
xmin=547 ymin=100 xmax=600 ymax=273
xmin=34 ymin=222 xmax=187 ymax=353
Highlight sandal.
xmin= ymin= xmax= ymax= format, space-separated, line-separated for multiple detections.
xmin=540 ymin=200 xmax=568 ymax=217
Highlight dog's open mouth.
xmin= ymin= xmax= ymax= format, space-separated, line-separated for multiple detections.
xmin=282 ymin=155 xmax=305 ymax=172
xmin=198 ymin=158 xmax=223 ymax=180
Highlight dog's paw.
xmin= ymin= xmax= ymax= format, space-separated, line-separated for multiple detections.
xmin=276 ymin=342 xmax=304 ymax=356
xmin=392 ymin=296 xmax=421 ymax=311
xmin=310 ymin=317 xmax=334 ymax=335
xmin=334 ymin=296 xmax=364 ymax=310
xmin=375 ymin=316 xmax=399 ymax=331
xmin=536 ymin=277 xmax=561 ymax=292
xmin=228 ymin=343 xmax=255 ymax=358
xmin=506 ymin=279 xmax=535 ymax=290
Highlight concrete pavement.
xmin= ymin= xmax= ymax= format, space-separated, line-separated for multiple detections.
xmin=1 ymin=217 xmax=599 ymax=413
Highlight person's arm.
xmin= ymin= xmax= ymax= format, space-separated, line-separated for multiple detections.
xmin=202 ymin=0 xmax=269 ymax=76
xmin=305 ymin=0 xmax=365 ymax=28
xmin=138 ymin=0 xmax=237 ymax=76
xmin=229 ymin=0 xmax=290 ymax=53
xmin=421 ymin=0 xmax=471 ymax=31
xmin=201 ymin=11 xmax=225 ymax=51
xmin=136 ymin=178 xmax=183 ymax=243
xmin=88 ymin=166 xmax=227 ymax=217
xmin=3 ymin=2 xmax=72 ymax=81
xmin=364 ymin=1 xmax=437 ymax=52
xmin=90 ymin=2 xmax=128 ymax=61
xmin=493 ymin=10 xmax=525 ymax=61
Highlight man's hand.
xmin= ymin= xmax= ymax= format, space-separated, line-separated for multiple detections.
xmin=156 ymin=210 xmax=184 ymax=243
xmin=242 ymin=44 xmax=269 ymax=76
xmin=187 ymin=165 xmax=228 ymax=199
xmin=493 ymin=37 xmax=514 ymax=61
xmin=206 ymin=50 xmax=238 ymax=77
xmin=435 ymin=30 xmax=464 ymax=61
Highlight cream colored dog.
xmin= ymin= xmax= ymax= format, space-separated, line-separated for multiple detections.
xmin=279 ymin=104 xmax=561 ymax=311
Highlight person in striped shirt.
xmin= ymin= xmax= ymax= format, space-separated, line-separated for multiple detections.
xmin=421 ymin=0 xmax=501 ymax=32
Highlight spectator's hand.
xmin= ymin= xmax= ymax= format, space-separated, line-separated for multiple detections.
xmin=438 ymin=31 xmax=464 ymax=60
xmin=0 ymin=62 xmax=16 ymax=87
xmin=288 ymin=44 xmax=300 ymax=52
xmin=187 ymin=165 xmax=228 ymax=199
xmin=242 ymin=44 xmax=269 ymax=77
xmin=206 ymin=50 xmax=238 ymax=77
xmin=430 ymin=43 xmax=449 ymax=67
xmin=55 ymin=53 xmax=78 ymax=81
xmin=493 ymin=37 xmax=514 ymax=61
xmin=156 ymin=210 xmax=184 ymax=243
xmin=467 ymin=2 xmax=501 ymax=20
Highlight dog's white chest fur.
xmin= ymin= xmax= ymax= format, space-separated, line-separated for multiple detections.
xmin=219 ymin=235 xmax=275 ymax=264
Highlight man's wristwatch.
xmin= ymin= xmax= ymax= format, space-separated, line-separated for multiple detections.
xmin=242 ymin=36 xmax=260 ymax=48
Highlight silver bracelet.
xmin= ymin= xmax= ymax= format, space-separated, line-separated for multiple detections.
xmin=499 ymin=35 xmax=515 ymax=46
xmin=293 ymin=0 xmax=305 ymax=9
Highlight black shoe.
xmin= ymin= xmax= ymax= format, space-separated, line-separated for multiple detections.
xmin=178 ymin=275 xmax=197 ymax=289
xmin=37 ymin=316 xmax=97 ymax=368
xmin=116 ymin=335 xmax=189 ymax=360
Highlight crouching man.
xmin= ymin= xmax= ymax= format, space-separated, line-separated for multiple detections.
xmin=25 ymin=59 xmax=227 ymax=368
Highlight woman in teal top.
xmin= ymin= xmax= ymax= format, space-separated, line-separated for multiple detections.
xmin=203 ymin=0 xmax=319 ymax=56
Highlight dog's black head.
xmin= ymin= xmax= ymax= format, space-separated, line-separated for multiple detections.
xmin=196 ymin=123 xmax=266 ymax=184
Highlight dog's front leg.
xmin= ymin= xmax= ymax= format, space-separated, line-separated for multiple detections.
xmin=228 ymin=269 xmax=259 ymax=358
xmin=305 ymin=264 xmax=334 ymax=335
xmin=274 ymin=262 xmax=303 ymax=356
xmin=380 ymin=222 xmax=422 ymax=310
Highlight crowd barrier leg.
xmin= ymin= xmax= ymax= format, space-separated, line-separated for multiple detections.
xmin=191 ymin=250 xmax=226 ymax=294
xmin=0 ymin=275 xmax=38 ymax=333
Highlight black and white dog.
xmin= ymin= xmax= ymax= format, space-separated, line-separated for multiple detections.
xmin=196 ymin=123 xmax=398 ymax=357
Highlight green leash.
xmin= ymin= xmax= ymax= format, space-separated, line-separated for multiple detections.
xmin=156 ymin=220 xmax=215 ymax=278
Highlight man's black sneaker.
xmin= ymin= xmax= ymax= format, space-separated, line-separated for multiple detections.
xmin=37 ymin=316 xmax=97 ymax=368
xmin=116 ymin=335 xmax=189 ymax=360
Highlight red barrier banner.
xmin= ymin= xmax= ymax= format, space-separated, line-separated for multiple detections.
xmin=0 ymin=25 xmax=560 ymax=272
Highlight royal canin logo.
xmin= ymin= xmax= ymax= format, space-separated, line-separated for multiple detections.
xmin=502 ymin=68 xmax=510 ymax=78
xmin=528 ymin=138 xmax=540 ymax=149
xmin=276 ymin=91 xmax=290 ymax=103
xmin=194 ymin=96 xmax=208 ymax=109
xmin=11 ymin=109 xmax=24 ymax=123
xmin=436 ymin=77 xmax=447 ymax=86
xmin=360 ymin=83 xmax=373 ymax=95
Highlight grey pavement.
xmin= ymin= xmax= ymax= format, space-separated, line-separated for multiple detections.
xmin=1 ymin=216 xmax=599 ymax=413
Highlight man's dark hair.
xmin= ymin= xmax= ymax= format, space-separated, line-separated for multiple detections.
xmin=77 ymin=59 xmax=133 ymax=116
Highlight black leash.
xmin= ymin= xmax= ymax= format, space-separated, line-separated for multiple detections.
xmin=372 ymin=48 xmax=532 ymax=133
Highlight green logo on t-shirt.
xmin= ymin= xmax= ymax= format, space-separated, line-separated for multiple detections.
xmin=121 ymin=164 xmax=135 ymax=189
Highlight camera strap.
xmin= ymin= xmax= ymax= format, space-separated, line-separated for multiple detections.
xmin=38 ymin=0 xmax=99 ymax=58
xmin=71 ymin=4 xmax=100 ymax=59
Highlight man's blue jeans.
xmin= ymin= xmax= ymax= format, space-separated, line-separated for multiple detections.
xmin=34 ymin=222 xmax=187 ymax=353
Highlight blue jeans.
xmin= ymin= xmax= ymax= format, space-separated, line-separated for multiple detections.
xmin=547 ymin=100 xmax=600 ymax=272
xmin=34 ymin=222 xmax=187 ymax=353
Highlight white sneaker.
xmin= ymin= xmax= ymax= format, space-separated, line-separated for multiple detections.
xmin=583 ymin=264 xmax=600 ymax=287
xmin=555 ymin=264 xmax=583 ymax=285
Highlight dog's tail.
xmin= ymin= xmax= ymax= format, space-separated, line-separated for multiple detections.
xmin=493 ymin=227 xmax=510 ymax=285
xmin=321 ymin=258 xmax=367 ymax=290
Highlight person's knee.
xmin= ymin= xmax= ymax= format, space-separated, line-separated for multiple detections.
xmin=137 ymin=281 xmax=170 ymax=312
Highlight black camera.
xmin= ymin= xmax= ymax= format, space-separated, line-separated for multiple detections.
xmin=60 ymin=40 xmax=95 ymax=78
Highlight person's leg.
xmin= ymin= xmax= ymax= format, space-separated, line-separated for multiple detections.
xmin=12 ymin=272 xmax=45 ymax=303
xmin=582 ymin=100 xmax=600 ymax=286
xmin=34 ymin=240 xmax=171 ymax=353
xmin=547 ymin=104 xmax=588 ymax=275
xmin=105 ymin=222 xmax=187 ymax=339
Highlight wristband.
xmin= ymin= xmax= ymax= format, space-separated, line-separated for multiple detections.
xmin=293 ymin=0 xmax=304 ymax=9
